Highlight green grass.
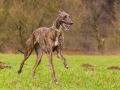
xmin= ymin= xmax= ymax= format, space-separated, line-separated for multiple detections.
xmin=0 ymin=54 xmax=120 ymax=90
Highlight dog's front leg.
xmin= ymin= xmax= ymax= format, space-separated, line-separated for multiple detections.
xmin=47 ymin=51 xmax=58 ymax=84
xmin=57 ymin=49 xmax=69 ymax=69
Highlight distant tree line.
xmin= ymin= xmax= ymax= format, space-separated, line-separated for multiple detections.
xmin=0 ymin=0 xmax=120 ymax=54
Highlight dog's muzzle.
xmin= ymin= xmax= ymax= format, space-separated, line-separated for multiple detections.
xmin=70 ymin=22 xmax=73 ymax=25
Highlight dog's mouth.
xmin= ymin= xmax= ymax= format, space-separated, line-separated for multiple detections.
xmin=62 ymin=23 xmax=70 ymax=31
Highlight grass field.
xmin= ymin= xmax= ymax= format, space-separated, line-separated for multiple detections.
xmin=0 ymin=54 xmax=120 ymax=90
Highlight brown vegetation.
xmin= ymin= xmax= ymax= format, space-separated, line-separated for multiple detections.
xmin=0 ymin=0 xmax=120 ymax=54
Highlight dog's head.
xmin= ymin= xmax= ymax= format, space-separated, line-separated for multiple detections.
xmin=58 ymin=11 xmax=73 ymax=31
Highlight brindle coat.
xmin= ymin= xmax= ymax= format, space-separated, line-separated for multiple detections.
xmin=17 ymin=11 xmax=73 ymax=83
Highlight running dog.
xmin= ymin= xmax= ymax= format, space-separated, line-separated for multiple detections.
xmin=18 ymin=11 xmax=73 ymax=84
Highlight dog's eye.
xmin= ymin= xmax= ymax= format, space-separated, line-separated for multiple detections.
xmin=64 ymin=15 xmax=67 ymax=19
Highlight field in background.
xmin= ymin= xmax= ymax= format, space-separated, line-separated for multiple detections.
xmin=0 ymin=54 xmax=120 ymax=90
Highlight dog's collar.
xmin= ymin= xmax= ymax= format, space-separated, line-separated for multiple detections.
xmin=51 ymin=23 xmax=63 ymax=34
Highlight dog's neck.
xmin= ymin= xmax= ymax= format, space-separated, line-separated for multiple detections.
xmin=52 ymin=17 xmax=63 ymax=30
xmin=52 ymin=23 xmax=62 ymax=30
xmin=51 ymin=17 xmax=63 ymax=46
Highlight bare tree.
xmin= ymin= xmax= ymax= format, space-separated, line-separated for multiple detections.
xmin=82 ymin=0 xmax=117 ymax=54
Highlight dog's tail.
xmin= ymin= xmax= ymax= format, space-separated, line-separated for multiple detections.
xmin=18 ymin=50 xmax=24 ymax=54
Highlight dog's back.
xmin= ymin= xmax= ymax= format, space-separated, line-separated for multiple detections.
xmin=25 ymin=27 xmax=62 ymax=53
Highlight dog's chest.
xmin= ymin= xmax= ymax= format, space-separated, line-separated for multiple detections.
xmin=48 ymin=31 xmax=64 ymax=46
xmin=54 ymin=34 xmax=64 ymax=47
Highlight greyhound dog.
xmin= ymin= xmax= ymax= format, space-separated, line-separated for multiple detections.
xmin=17 ymin=11 xmax=73 ymax=84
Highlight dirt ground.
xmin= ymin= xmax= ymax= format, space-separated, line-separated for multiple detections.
xmin=0 ymin=61 xmax=12 ymax=69
xmin=107 ymin=66 xmax=120 ymax=70
xmin=82 ymin=63 xmax=95 ymax=71
xmin=82 ymin=64 xmax=120 ymax=71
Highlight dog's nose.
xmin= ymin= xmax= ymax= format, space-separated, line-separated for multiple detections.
xmin=70 ymin=22 xmax=73 ymax=25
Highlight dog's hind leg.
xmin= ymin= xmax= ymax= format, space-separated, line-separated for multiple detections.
xmin=18 ymin=44 xmax=34 ymax=74
xmin=32 ymin=44 xmax=43 ymax=78
xmin=57 ymin=49 xmax=69 ymax=69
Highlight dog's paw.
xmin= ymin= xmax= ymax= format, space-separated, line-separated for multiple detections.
xmin=17 ymin=70 xmax=21 ymax=74
xmin=55 ymin=81 xmax=59 ymax=84
xmin=65 ymin=65 xmax=69 ymax=69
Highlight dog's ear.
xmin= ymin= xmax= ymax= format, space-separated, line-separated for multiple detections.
xmin=58 ymin=10 xmax=62 ymax=15
xmin=62 ymin=11 xmax=65 ymax=13
xmin=62 ymin=11 xmax=68 ymax=15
